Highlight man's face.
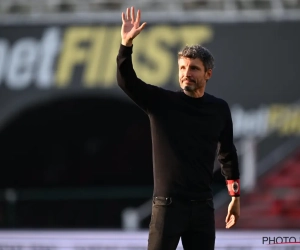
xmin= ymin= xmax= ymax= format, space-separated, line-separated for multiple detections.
xmin=178 ymin=57 xmax=212 ymax=92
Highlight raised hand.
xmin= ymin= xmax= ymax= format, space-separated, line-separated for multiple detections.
xmin=121 ymin=6 xmax=147 ymax=47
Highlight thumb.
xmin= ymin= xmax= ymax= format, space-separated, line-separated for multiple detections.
xmin=137 ymin=22 xmax=147 ymax=32
xmin=225 ymin=213 xmax=230 ymax=223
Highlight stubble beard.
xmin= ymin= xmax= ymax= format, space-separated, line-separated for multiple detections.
xmin=183 ymin=85 xmax=195 ymax=92
xmin=182 ymin=79 xmax=198 ymax=92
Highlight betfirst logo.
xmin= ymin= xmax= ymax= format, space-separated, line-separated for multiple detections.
xmin=0 ymin=25 xmax=213 ymax=90
xmin=232 ymin=104 xmax=300 ymax=137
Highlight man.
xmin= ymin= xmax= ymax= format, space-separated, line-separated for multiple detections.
xmin=116 ymin=6 xmax=240 ymax=250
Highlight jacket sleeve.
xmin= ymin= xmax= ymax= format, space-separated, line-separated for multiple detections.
xmin=116 ymin=44 xmax=161 ymax=113
xmin=217 ymin=101 xmax=240 ymax=182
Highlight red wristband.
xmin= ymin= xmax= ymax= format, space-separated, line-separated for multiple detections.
xmin=226 ymin=179 xmax=240 ymax=196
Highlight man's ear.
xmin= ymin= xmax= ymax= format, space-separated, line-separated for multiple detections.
xmin=205 ymin=69 xmax=212 ymax=81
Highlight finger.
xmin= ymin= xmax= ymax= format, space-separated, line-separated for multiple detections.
xmin=225 ymin=217 xmax=235 ymax=228
xmin=225 ymin=223 xmax=231 ymax=229
xmin=226 ymin=220 xmax=235 ymax=229
xmin=227 ymin=216 xmax=236 ymax=228
xmin=136 ymin=9 xmax=141 ymax=24
xmin=121 ymin=12 xmax=125 ymax=23
xmin=131 ymin=6 xmax=135 ymax=23
xmin=126 ymin=8 xmax=130 ymax=20
xmin=137 ymin=22 xmax=147 ymax=32
xmin=225 ymin=213 xmax=230 ymax=223
xmin=226 ymin=216 xmax=232 ymax=224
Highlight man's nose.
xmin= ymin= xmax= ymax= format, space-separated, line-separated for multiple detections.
xmin=185 ymin=69 xmax=192 ymax=77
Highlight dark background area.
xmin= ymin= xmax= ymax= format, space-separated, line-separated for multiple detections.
xmin=0 ymin=97 xmax=226 ymax=228
xmin=0 ymin=97 xmax=153 ymax=188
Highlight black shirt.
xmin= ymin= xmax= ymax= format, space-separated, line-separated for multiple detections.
xmin=117 ymin=44 xmax=240 ymax=199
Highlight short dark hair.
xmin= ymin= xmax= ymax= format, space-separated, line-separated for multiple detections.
xmin=178 ymin=45 xmax=215 ymax=71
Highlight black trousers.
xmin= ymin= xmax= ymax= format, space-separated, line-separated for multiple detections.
xmin=148 ymin=196 xmax=215 ymax=250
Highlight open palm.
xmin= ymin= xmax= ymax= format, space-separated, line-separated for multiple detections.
xmin=121 ymin=7 xmax=146 ymax=45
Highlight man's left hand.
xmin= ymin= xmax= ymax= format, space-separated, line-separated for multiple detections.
xmin=225 ymin=197 xmax=240 ymax=229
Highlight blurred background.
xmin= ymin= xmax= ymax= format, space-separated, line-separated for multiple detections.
xmin=0 ymin=0 xmax=300 ymax=249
